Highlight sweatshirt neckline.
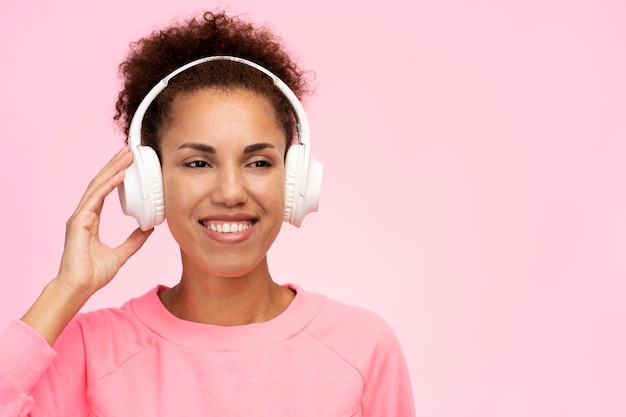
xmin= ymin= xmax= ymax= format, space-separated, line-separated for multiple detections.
xmin=129 ymin=284 xmax=321 ymax=350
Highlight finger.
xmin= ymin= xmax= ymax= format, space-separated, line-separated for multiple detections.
xmin=78 ymin=147 xmax=132 ymax=206
xmin=74 ymin=147 xmax=133 ymax=214
xmin=80 ymin=169 xmax=126 ymax=217
xmin=113 ymin=227 xmax=154 ymax=267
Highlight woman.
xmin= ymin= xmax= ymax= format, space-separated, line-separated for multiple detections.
xmin=0 ymin=10 xmax=415 ymax=416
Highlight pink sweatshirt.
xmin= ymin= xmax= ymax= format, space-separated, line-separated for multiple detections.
xmin=0 ymin=284 xmax=415 ymax=416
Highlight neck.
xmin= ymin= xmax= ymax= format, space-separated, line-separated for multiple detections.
xmin=158 ymin=258 xmax=294 ymax=326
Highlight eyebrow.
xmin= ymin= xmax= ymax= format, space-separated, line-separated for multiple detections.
xmin=177 ymin=142 xmax=276 ymax=154
xmin=178 ymin=143 xmax=215 ymax=153
xmin=243 ymin=143 xmax=276 ymax=154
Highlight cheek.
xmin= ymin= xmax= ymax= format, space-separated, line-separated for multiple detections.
xmin=254 ymin=172 xmax=286 ymax=210
xmin=161 ymin=170 xmax=196 ymax=213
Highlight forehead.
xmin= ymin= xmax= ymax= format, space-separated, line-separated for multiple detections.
xmin=161 ymin=87 xmax=286 ymax=150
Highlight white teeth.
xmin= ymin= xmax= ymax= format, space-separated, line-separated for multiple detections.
xmin=206 ymin=222 xmax=251 ymax=233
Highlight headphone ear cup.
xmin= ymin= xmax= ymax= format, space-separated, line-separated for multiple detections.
xmin=118 ymin=145 xmax=165 ymax=231
xmin=283 ymin=145 xmax=300 ymax=225
xmin=283 ymin=144 xmax=322 ymax=227
xmin=141 ymin=146 xmax=165 ymax=227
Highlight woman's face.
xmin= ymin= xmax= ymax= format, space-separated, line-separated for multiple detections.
xmin=159 ymin=87 xmax=287 ymax=279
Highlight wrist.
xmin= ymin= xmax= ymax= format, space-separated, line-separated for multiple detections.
xmin=51 ymin=273 xmax=98 ymax=302
xmin=21 ymin=277 xmax=93 ymax=346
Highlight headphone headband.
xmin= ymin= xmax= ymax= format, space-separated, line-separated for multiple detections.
xmin=128 ymin=56 xmax=311 ymax=147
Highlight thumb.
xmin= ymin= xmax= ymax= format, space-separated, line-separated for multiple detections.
xmin=114 ymin=227 xmax=155 ymax=266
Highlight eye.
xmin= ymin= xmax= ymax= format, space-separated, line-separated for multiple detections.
xmin=248 ymin=160 xmax=272 ymax=168
xmin=186 ymin=160 xmax=211 ymax=168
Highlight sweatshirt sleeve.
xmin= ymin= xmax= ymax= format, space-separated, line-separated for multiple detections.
xmin=306 ymin=296 xmax=416 ymax=417
xmin=0 ymin=320 xmax=56 ymax=417
xmin=0 ymin=318 xmax=92 ymax=417
xmin=360 ymin=322 xmax=416 ymax=417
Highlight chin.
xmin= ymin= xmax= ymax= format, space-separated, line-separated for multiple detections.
xmin=183 ymin=250 xmax=269 ymax=280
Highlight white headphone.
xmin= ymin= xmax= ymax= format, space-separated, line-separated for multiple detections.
xmin=118 ymin=56 xmax=323 ymax=231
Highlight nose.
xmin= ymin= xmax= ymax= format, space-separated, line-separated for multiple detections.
xmin=210 ymin=163 xmax=248 ymax=207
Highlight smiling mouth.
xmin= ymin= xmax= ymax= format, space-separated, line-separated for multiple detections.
xmin=201 ymin=221 xmax=254 ymax=233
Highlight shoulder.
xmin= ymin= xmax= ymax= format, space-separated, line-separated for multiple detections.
xmin=64 ymin=289 xmax=154 ymax=343
xmin=53 ymin=288 xmax=158 ymax=373
xmin=68 ymin=304 xmax=149 ymax=347
xmin=319 ymin=294 xmax=396 ymax=337
xmin=295 ymin=286 xmax=403 ymax=368
xmin=293 ymin=285 xmax=391 ymax=329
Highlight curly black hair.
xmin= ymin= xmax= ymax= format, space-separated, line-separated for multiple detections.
xmin=114 ymin=10 xmax=312 ymax=155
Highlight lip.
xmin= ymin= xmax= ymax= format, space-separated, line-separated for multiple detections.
xmin=199 ymin=213 xmax=258 ymax=223
xmin=198 ymin=213 xmax=259 ymax=229
xmin=198 ymin=213 xmax=258 ymax=243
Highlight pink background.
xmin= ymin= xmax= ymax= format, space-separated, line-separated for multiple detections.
xmin=1 ymin=0 xmax=625 ymax=415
